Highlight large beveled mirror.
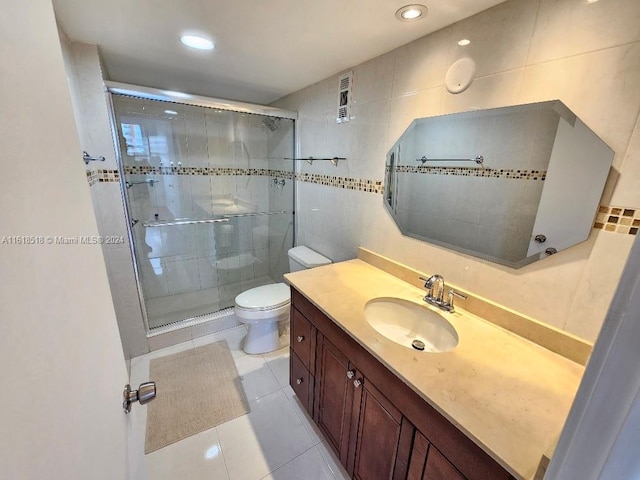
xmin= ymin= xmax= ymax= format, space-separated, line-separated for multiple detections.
xmin=385 ymin=101 xmax=614 ymax=268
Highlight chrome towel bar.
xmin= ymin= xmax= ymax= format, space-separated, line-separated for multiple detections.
xmin=416 ymin=155 xmax=485 ymax=167
xmin=142 ymin=210 xmax=288 ymax=228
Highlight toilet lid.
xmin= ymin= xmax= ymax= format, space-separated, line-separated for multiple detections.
xmin=235 ymin=283 xmax=291 ymax=311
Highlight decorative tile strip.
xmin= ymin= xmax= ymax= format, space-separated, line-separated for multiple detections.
xmin=123 ymin=165 xmax=294 ymax=179
xmin=295 ymin=173 xmax=384 ymax=194
xmin=87 ymin=169 xmax=119 ymax=186
xmin=393 ymin=165 xmax=546 ymax=180
xmin=86 ymin=169 xmax=99 ymax=186
xmin=594 ymin=206 xmax=639 ymax=236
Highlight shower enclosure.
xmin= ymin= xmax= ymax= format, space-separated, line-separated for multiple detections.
xmin=108 ymin=85 xmax=295 ymax=330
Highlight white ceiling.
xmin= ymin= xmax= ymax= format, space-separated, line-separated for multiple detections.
xmin=53 ymin=0 xmax=506 ymax=105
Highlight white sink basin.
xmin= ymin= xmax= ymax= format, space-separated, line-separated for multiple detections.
xmin=364 ymin=298 xmax=458 ymax=352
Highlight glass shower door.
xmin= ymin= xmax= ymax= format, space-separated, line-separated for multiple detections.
xmin=111 ymin=95 xmax=294 ymax=330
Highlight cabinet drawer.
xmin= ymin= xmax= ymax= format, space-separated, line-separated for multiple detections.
xmin=292 ymin=308 xmax=312 ymax=369
xmin=290 ymin=350 xmax=312 ymax=414
xmin=291 ymin=287 xmax=318 ymax=321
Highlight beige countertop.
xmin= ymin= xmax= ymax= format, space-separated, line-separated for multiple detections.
xmin=284 ymin=258 xmax=584 ymax=480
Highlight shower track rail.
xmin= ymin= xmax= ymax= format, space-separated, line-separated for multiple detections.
xmin=142 ymin=210 xmax=289 ymax=228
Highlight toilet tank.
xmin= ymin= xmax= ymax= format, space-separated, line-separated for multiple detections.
xmin=288 ymin=246 xmax=331 ymax=272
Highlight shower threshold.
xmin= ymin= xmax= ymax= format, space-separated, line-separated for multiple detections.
xmin=145 ymin=276 xmax=275 ymax=331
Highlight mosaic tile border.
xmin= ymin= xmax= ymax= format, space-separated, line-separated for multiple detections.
xmin=123 ymin=165 xmax=294 ymax=179
xmin=87 ymin=169 xmax=119 ymax=186
xmin=295 ymin=173 xmax=384 ymax=194
xmin=393 ymin=165 xmax=547 ymax=180
xmin=85 ymin=166 xmax=637 ymax=237
xmin=594 ymin=206 xmax=639 ymax=236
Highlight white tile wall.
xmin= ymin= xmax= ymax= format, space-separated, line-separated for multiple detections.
xmin=59 ymin=37 xmax=148 ymax=358
xmin=274 ymin=0 xmax=640 ymax=342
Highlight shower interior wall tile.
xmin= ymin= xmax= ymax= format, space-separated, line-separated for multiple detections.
xmin=165 ymin=258 xmax=201 ymax=295
xmin=255 ymin=249 xmax=269 ymax=278
xmin=527 ymin=0 xmax=640 ymax=65
xmin=160 ymin=224 xmax=198 ymax=262
xmin=139 ymin=260 xmax=169 ymax=299
xmin=197 ymin=257 xmax=219 ymax=290
xmin=183 ymin=108 xmax=209 ymax=167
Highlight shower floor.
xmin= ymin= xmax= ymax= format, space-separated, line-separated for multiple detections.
xmin=145 ymin=276 xmax=275 ymax=329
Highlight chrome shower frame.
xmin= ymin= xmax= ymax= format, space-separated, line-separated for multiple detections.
xmin=104 ymin=81 xmax=298 ymax=333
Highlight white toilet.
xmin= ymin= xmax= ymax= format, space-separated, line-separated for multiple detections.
xmin=234 ymin=246 xmax=331 ymax=354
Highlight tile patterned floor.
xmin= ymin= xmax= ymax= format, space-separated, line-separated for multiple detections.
xmin=130 ymin=321 xmax=350 ymax=480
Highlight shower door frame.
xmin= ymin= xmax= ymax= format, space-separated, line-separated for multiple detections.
xmin=104 ymin=81 xmax=298 ymax=333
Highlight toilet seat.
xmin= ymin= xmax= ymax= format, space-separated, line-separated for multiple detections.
xmin=235 ymin=283 xmax=290 ymax=312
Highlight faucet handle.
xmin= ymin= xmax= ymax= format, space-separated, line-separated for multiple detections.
xmin=449 ymin=289 xmax=467 ymax=301
xmin=444 ymin=289 xmax=467 ymax=313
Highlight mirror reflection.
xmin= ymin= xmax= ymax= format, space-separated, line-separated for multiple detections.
xmin=385 ymin=101 xmax=614 ymax=268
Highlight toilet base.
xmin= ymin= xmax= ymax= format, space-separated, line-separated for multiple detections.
xmin=243 ymin=321 xmax=281 ymax=354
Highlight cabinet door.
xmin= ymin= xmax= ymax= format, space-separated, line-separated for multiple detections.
xmin=424 ymin=446 xmax=466 ymax=480
xmin=315 ymin=335 xmax=356 ymax=465
xmin=408 ymin=431 xmax=466 ymax=480
xmin=349 ymin=379 xmax=406 ymax=480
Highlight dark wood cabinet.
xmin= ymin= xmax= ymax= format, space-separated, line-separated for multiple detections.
xmin=314 ymin=332 xmax=411 ymax=479
xmin=289 ymin=287 xmax=515 ymax=480
xmin=290 ymin=350 xmax=311 ymax=412
xmin=408 ymin=431 xmax=466 ymax=480
xmin=315 ymin=334 xmax=356 ymax=464
xmin=349 ymin=378 xmax=411 ymax=480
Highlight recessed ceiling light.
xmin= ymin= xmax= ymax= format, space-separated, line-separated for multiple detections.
xmin=395 ymin=4 xmax=428 ymax=21
xmin=164 ymin=110 xmax=178 ymax=115
xmin=458 ymin=39 xmax=471 ymax=46
xmin=586 ymin=0 xmax=599 ymax=3
xmin=180 ymin=35 xmax=214 ymax=50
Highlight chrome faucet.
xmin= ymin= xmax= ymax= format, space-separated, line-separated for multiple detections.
xmin=420 ymin=274 xmax=467 ymax=313
xmin=422 ymin=274 xmax=445 ymax=304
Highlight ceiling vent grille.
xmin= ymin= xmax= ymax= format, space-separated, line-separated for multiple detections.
xmin=336 ymin=71 xmax=353 ymax=124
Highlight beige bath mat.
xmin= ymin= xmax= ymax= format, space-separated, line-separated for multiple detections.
xmin=145 ymin=340 xmax=250 ymax=453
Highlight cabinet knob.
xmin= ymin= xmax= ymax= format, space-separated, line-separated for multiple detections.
xmin=297 ymin=335 xmax=305 ymax=342
xmin=346 ymin=370 xmax=355 ymax=379
xmin=353 ymin=379 xmax=362 ymax=388
xmin=296 ymin=378 xmax=303 ymax=385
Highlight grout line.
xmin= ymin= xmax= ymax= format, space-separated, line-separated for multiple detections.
xmin=216 ymin=425 xmax=232 ymax=480
xmin=258 ymin=443 xmax=321 ymax=480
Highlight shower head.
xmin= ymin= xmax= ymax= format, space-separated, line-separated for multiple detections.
xmin=262 ymin=117 xmax=280 ymax=132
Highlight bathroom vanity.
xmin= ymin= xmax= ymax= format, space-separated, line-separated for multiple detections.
xmin=285 ymin=249 xmax=586 ymax=480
